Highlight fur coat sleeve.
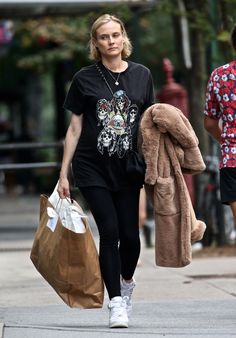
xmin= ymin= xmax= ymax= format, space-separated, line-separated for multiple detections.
xmin=139 ymin=103 xmax=206 ymax=268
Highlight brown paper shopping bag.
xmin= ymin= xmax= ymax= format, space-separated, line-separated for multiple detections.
xmin=30 ymin=194 xmax=104 ymax=308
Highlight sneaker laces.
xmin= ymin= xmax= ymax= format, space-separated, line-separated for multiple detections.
xmin=108 ymin=298 xmax=127 ymax=319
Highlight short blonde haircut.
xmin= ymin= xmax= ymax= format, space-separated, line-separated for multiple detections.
xmin=89 ymin=14 xmax=132 ymax=61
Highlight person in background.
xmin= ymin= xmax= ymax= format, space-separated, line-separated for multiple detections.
xmin=57 ymin=14 xmax=154 ymax=328
xmin=204 ymin=24 xmax=236 ymax=227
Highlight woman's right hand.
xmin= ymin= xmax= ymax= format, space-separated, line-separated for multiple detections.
xmin=57 ymin=177 xmax=70 ymax=199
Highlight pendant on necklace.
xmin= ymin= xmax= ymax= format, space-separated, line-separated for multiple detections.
xmin=115 ymin=81 xmax=119 ymax=86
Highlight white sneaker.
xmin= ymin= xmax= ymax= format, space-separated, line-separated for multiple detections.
xmin=108 ymin=296 xmax=129 ymax=328
xmin=120 ymin=278 xmax=136 ymax=316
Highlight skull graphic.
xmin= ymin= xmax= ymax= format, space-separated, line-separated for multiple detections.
xmin=128 ymin=105 xmax=138 ymax=124
xmin=97 ymin=99 xmax=111 ymax=126
xmin=117 ymin=132 xmax=132 ymax=158
xmin=97 ymin=128 xmax=117 ymax=155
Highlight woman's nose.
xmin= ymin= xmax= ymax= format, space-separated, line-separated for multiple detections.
xmin=108 ymin=36 xmax=114 ymax=43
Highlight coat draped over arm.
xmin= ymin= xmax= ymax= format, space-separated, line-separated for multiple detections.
xmin=139 ymin=103 xmax=206 ymax=268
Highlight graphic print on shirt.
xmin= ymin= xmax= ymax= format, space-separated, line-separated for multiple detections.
xmin=96 ymin=90 xmax=138 ymax=157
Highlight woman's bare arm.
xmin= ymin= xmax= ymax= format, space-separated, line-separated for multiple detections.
xmin=57 ymin=113 xmax=83 ymax=198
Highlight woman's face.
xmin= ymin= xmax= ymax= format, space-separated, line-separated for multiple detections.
xmin=95 ymin=20 xmax=124 ymax=59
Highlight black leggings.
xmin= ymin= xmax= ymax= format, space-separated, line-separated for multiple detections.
xmin=79 ymin=186 xmax=141 ymax=299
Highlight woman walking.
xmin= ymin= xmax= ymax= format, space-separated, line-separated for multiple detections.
xmin=57 ymin=14 xmax=154 ymax=328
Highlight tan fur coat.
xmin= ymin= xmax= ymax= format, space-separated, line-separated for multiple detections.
xmin=139 ymin=103 xmax=206 ymax=268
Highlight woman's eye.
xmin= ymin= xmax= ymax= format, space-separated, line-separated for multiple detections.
xmin=98 ymin=36 xmax=107 ymax=40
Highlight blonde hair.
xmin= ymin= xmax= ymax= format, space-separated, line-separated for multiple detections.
xmin=89 ymin=14 xmax=132 ymax=61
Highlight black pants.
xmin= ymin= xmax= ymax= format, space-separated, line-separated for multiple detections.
xmin=79 ymin=186 xmax=141 ymax=299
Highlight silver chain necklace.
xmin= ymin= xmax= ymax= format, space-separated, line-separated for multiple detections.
xmin=96 ymin=63 xmax=116 ymax=96
xmin=105 ymin=67 xmax=121 ymax=86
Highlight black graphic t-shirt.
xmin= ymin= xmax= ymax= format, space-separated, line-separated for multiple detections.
xmin=63 ymin=61 xmax=155 ymax=191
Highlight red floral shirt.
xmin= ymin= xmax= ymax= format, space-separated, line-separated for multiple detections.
xmin=204 ymin=60 xmax=236 ymax=168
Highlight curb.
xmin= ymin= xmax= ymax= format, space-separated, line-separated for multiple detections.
xmin=0 ymin=323 xmax=4 ymax=338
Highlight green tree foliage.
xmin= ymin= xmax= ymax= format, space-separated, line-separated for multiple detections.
xmin=11 ymin=6 xmax=133 ymax=72
xmin=137 ymin=4 xmax=177 ymax=87
xmin=13 ymin=16 xmax=92 ymax=71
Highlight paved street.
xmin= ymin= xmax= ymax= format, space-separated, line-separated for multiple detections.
xmin=0 ymin=195 xmax=236 ymax=337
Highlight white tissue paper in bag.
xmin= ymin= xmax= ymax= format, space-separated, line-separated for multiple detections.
xmin=47 ymin=182 xmax=86 ymax=233
xmin=46 ymin=207 xmax=59 ymax=232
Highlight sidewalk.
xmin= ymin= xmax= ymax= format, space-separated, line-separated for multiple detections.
xmin=0 ymin=195 xmax=236 ymax=337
